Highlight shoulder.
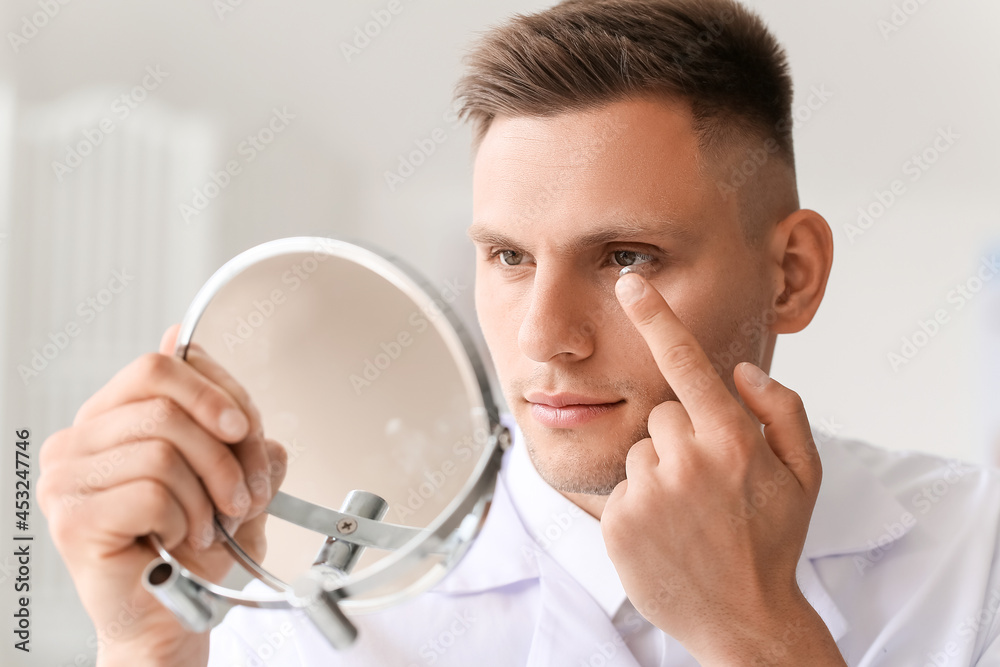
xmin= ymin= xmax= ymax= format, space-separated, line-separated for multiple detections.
xmin=819 ymin=433 xmax=1000 ymax=522
xmin=805 ymin=430 xmax=1000 ymax=662
xmin=804 ymin=429 xmax=1000 ymax=568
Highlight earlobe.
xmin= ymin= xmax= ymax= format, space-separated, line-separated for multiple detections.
xmin=768 ymin=208 xmax=834 ymax=334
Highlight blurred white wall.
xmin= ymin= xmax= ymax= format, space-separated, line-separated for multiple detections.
xmin=0 ymin=0 xmax=997 ymax=665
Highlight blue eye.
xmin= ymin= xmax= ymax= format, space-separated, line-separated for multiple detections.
xmin=612 ymin=250 xmax=654 ymax=267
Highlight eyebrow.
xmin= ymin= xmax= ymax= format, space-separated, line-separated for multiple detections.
xmin=467 ymin=216 xmax=698 ymax=252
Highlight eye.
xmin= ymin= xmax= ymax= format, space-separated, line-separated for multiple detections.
xmin=497 ymin=249 xmax=525 ymax=266
xmin=611 ymin=250 xmax=655 ymax=267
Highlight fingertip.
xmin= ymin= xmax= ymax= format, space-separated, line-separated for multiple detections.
xmin=159 ymin=323 xmax=182 ymax=356
xmin=615 ymin=271 xmax=646 ymax=307
xmin=218 ymin=408 xmax=250 ymax=442
xmin=737 ymin=362 xmax=771 ymax=390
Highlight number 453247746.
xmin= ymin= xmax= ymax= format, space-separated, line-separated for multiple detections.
xmin=15 ymin=429 xmax=30 ymax=529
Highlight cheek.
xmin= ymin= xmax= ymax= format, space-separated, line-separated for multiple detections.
xmin=474 ymin=272 xmax=520 ymax=356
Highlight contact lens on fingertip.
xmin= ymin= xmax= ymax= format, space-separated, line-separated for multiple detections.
xmin=619 ymin=265 xmax=649 ymax=279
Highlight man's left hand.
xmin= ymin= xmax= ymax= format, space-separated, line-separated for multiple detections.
xmin=601 ymin=271 xmax=846 ymax=666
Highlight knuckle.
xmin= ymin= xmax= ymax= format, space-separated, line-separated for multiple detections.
xmin=601 ymin=518 xmax=622 ymax=547
xmin=775 ymin=389 xmax=805 ymax=414
xmin=39 ymin=428 xmax=70 ymax=470
xmin=725 ymin=441 xmax=755 ymax=472
xmin=136 ymin=480 xmax=174 ymax=518
xmin=143 ymin=438 xmax=180 ymax=472
xmin=150 ymin=396 xmax=180 ymax=424
xmin=138 ymin=352 xmax=174 ymax=384
xmin=209 ymin=448 xmax=246 ymax=503
xmin=36 ymin=461 xmax=66 ymax=497
xmin=658 ymin=343 xmax=703 ymax=378
xmin=648 ymin=401 xmax=681 ymax=424
xmin=648 ymin=402 xmax=668 ymax=423
xmin=36 ymin=469 xmax=62 ymax=517
xmin=625 ymin=439 xmax=654 ymax=469
xmin=121 ymin=398 xmax=176 ymax=443
xmin=634 ymin=305 xmax=663 ymax=329
xmin=72 ymin=400 xmax=93 ymax=427
xmin=190 ymin=379 xmax=227 ymax=421
xmin=47 ymin=506 xmax=79 ymax=547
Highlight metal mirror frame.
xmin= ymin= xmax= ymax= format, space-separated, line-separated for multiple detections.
xmin=141 ymin=237 xmax=510 ymax=648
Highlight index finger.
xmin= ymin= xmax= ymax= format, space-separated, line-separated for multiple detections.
xmin=615 ymin=270 xmax=742 ymax=432
xmin=74 ymin=351 xmax=251 ymax=445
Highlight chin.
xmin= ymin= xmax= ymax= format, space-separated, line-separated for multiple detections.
xmin=515 ymin=405 xmax=640 ymax=495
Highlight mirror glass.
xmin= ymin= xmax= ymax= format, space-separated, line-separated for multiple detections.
xmin=173 ymin=237 xmax=497 ymax=610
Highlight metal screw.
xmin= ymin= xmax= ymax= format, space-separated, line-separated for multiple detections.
xmin=497 ymin=427 xmax=512 ymax=450
xmin=336 ymin=518 xmax=357 ymax=535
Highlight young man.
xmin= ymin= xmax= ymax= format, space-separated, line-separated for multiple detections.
xmin=39 ymin=0 xmax=1000 ymax=665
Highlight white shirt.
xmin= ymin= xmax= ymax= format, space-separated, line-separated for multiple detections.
xmin=208 ymin=414 xmax=1000 ymax=666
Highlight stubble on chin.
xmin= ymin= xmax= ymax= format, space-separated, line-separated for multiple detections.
xmin=520 ymin=411 xmax=656 ymax=496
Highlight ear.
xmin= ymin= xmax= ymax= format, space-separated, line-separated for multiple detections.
xmin=766 ymin=208 xmax=833 ymax=334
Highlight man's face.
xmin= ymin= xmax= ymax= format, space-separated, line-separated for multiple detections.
xmin=470 ymin=97 xmax=774 ymax=495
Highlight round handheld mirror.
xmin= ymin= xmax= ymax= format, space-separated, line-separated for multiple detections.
xmin=141 ymin=237 xmax=509 ymax=648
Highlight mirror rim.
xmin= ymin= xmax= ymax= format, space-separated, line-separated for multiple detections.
xmin=168 ymin=236 xmax=506 ymax=611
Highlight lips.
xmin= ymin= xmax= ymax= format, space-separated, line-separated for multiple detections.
xmin=525 ymin=391 xmax=624 ymax=428
xmin=524 ymin=391 xmax=619 ymax=408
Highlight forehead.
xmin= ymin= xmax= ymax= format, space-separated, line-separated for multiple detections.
xmin=470 ymin=96 xmax=724 ymax=245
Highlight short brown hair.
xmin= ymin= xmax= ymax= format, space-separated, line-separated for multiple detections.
xmin=454 ymin=0 xmax=795 ymax=169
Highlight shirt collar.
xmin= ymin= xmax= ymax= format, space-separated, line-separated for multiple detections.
xmin=502 ymin=414 xmax=629 ymax=619
xmin=432 ymin=413 xmax=629 ymax=619
xmin=803 ymin=426 xmax=915 ymax=560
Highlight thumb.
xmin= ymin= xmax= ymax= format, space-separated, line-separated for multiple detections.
xmin=734 ymin=362 xmax=821 ymax=495
xmin=159 ymin=323 xmax=182 ymax=356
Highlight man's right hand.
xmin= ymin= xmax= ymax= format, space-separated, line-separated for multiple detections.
xmin=38 ymin=324 xmax=288 ymax=667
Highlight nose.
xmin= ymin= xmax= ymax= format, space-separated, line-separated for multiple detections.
xmin=517 ymin=267 xmax=597 ymax=363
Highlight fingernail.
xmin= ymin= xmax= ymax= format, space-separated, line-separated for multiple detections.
xmin=616 ymin=272 xmax=645 ymax=306
xmin=740 ymin=362 xmax=771 ymax=388
xmin=219 ymin=408 xmax=249 ymax=440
